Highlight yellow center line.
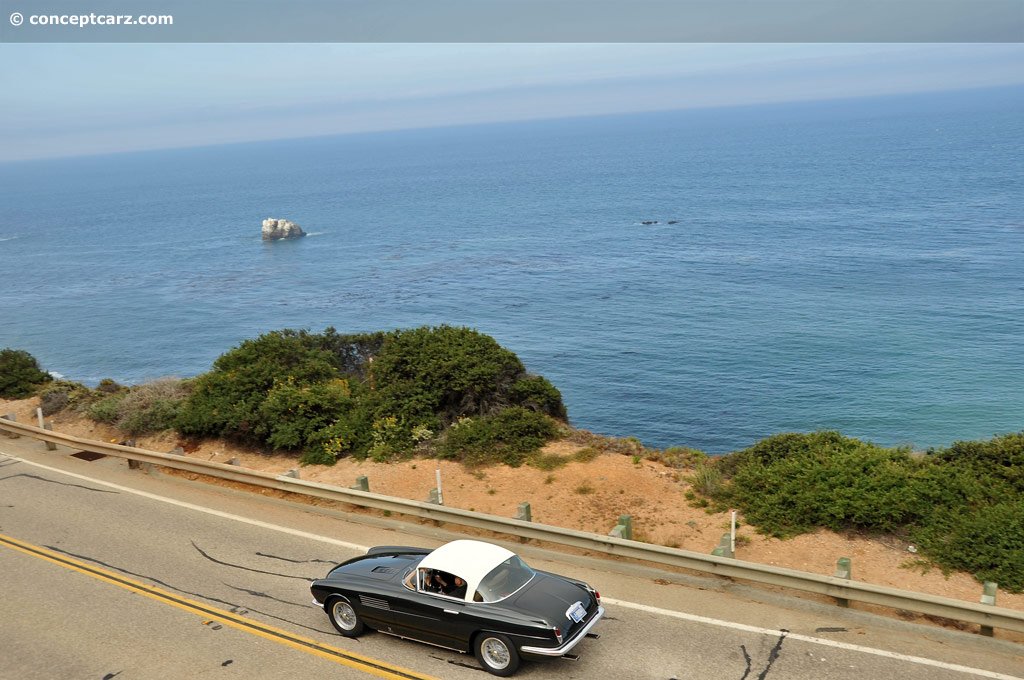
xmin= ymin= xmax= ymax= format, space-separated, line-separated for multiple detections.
xmin=0 ymin=532 xmax=441 ymax=680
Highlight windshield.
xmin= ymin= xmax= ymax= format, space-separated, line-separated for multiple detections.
xmin=474 ymin=555 xmax=535 ymax=603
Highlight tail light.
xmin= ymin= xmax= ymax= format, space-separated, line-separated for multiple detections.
xmin=554 ymin=628 xmax=563 ymax=643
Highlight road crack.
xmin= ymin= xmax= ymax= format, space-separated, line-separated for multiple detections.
xmin=0 ymin=473 xmax=117 ymax=493
xmin=44 ymin=544 xmax=329 ymax=635
xmin=256 ymin=551 xmax=335 ymax=565
xmin=191 ymin=541 xmax=311 ymax=580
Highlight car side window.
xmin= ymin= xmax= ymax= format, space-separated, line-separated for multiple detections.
xmin=418 ymin=569 xmax=468 ymax=599
xmin=402 ymin=567 xmax=416 ymax=590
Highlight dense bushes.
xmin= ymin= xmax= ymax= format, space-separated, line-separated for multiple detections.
xmin=176 ymin=329 xmax=341 ymax=438
xmin=93 ymin=378 xmax=191 ymax=435
xmin=174 ymin=326 xmax=565 ymax=464
xmin=439 ymin=407 xmax=558 ymax=467
xmin=704 ymin=430 xmax=1024 ymax=591
xmin=370 ymin=325 xmax=533 ymax=428
xmin=0 ymin=349 xmax=52 ymax=398
xmin=39 ymin=380 xmax=96 ymax=416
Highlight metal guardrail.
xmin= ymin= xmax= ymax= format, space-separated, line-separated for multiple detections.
xmin=3 ymin=415 xmax=1023 ymax=635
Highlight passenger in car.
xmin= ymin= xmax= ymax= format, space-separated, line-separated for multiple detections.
xmin=431 ymin=571 xmax=468 ymax=598
xmin=447 ymin=576 xmax=467 ymax=599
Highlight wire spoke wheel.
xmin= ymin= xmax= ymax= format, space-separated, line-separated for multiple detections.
xmin=475 ymin=634 xmax=520 ymax=676
xmin=326 ymin=596 xmax=364 ymax=637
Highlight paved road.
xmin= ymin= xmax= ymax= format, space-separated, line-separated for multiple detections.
xmin=1 ymin=436 xmax=1022 ymax=680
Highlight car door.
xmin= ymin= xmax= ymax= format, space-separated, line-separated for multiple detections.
xmin=387 ymin=571 xmax=476 ymax=650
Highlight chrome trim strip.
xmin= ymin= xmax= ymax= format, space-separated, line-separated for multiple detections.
xmin=376 ymin=629 xmax=464 ymax=653
xmin=519 ymin=605 xmax=604 ymax=656
xmin=312 ymin=597 xmax=325 ymax=608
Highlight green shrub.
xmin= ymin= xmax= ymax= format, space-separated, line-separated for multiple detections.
xmin=85 ymin=378 xmax=189 ymax=435
xmin=175 ymin=329 xmax=341 ymax=441
xmin=88 ymin=393 xmax=125 ymax=424
xmin=116 ymin=378 xmax=191 ymax=435
xmin=371 ymin=325 xmax=529 ymax=427
xmin=0 ymin=349 xmax=52 ymax=398
xmin=440 ymin=407 xmax=557 ymax=466
xmin=572 ymin=446 xmax=601 ymax=463
xmin=529 ymin=451 xmax=568 ymax=471
xmin=652 ymin=446 xmax=708 ymax=469
xmin=96 ymin=379 xmax=122 ymax=394
xmin=303 ymin=419 xmax=362 ymax=466
xmin=256 ymin=377 xmax=356 ymax=449
xmin=39 ymin=387 xmax=69 ymax=416
xmin=690 ymin=463 xmax=724 ymax=496
xmin=174 ymin=325 xmax=563 ymax=461
xmin=508 ymin=375 xmax=566 ymax=419
xmin=40 ymin=380 xmax=101 ymax=415
xmin=714 ymin=432 xmax=926 ymax=537
xmin=933 ymin=432 xmax=1024 ymax=490
xmin=700 ymin=430 xmax=1024 ymax=591
xmin=367 ymin=414 xmax=414 ymax=462
xmin=912 ymin=499 xmax=1024 ymax=592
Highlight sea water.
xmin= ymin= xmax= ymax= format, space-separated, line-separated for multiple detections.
xmin=2 ymin=86 xmax=1022 ymax=454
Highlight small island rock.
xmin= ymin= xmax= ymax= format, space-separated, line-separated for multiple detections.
xmin=262 ymin=218 xmax=306 ymax=241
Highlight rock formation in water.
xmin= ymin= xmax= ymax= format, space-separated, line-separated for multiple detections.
xmin=262 ymin=218 xmax=306 ymax=241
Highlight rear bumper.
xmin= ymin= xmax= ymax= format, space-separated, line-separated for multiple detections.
xmin=519 ymin=605 xmax=605 ymax=657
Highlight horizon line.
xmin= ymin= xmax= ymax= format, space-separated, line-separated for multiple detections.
xmin=4 ymin=82 xmax=1022 ymax=165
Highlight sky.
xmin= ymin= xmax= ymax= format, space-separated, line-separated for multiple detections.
xmin=2 ymin=43 xmax=1024 ymax=162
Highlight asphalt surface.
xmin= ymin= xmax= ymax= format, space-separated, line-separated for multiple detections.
xmin=1 ymin=435 xmax=1022 ymax=680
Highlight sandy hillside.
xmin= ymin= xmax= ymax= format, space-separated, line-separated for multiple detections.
xmin=4 ymin=396 xmax=1022 ymax=623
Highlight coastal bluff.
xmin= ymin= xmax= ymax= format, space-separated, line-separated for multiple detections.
xmin=262 ymin=218 xmax=306 ymax=241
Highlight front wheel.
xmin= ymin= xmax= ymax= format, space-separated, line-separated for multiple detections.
xmin=474 ymin=633 xmax=521 ymax=676
xmin=326 ymin=595 xmax=364 ymax=637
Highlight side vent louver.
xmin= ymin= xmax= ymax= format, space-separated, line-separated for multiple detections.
xmin=360 ymin=595 xmax=390 ymax=610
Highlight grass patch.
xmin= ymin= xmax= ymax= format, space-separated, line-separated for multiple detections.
xmin=529 ymin=451 xmax=568 ymax=471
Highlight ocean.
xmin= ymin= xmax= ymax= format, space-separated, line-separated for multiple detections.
xmin=2 ymin=86 xmax=1022 ymax=454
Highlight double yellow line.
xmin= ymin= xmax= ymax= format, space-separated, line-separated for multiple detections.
xmin=0 ymin=532 xmax=440 ymax=680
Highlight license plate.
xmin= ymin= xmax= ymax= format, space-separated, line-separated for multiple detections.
xmin=567 ymin=602 xmax=587 ymax=623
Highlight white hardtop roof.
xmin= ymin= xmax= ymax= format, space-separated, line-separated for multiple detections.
xmin=417 ymin=540 xmax=517 ymax=600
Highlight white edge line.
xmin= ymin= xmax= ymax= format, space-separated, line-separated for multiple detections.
xmin=1 ymin=452 xmax=370 ymax=553
xmin=601 ymin=600 xmax=1022 ymax=680
xmin=5 ymin=452 xmax=1021 ymax=680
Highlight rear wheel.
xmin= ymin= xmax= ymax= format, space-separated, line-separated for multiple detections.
xmin=326 ymin=596 xmax=364 ymax=637
xmin=474 ymin=633 xmax=520 ymax=676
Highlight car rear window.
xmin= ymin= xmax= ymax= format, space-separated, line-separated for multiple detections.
xmin=475 ymin=556 xmax=534 ymax=603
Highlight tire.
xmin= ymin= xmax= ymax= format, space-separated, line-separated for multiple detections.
xmin=326 ymin=595 xmax=364 ymax=637
xmin=474 ymin=633 xmax=521 ymax=676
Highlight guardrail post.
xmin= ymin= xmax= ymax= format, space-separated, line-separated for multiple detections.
xmin=609 ymin=514 xmax=632 ymax=540
xmin=980 ymin=582 xmax=997 ymax=636
xmin=350 ymin=476 xmax=369 ymax=492
xmin=228 ymin=457 xmax=240 ymax=466
xmin=619 ymin=514 xmax=633 ymax=540
xmin=425 ymin=488 xmax=442 ymax=504
xmin=515 ymin=502 xmax=531 ymax=522
xmin=283 ymin=469 xmax=300 ymax=479
xmin=128 ymin=458 xmax=155 ymax=473
xmin=42 ymin=423 xmax=58 ymax=450
xmin=711 ymin=533 xmax=734 ymax=558
xmin=2 ymin=414 xmax=19 ymax=438
xmin=168 ymin=446 xmax=184 ymax=455
xmin=834 ymin=557 xmax=852 ymax=607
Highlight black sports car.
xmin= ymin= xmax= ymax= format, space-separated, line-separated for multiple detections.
xmin=310 ymin=539 xmax=604 ymax=676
